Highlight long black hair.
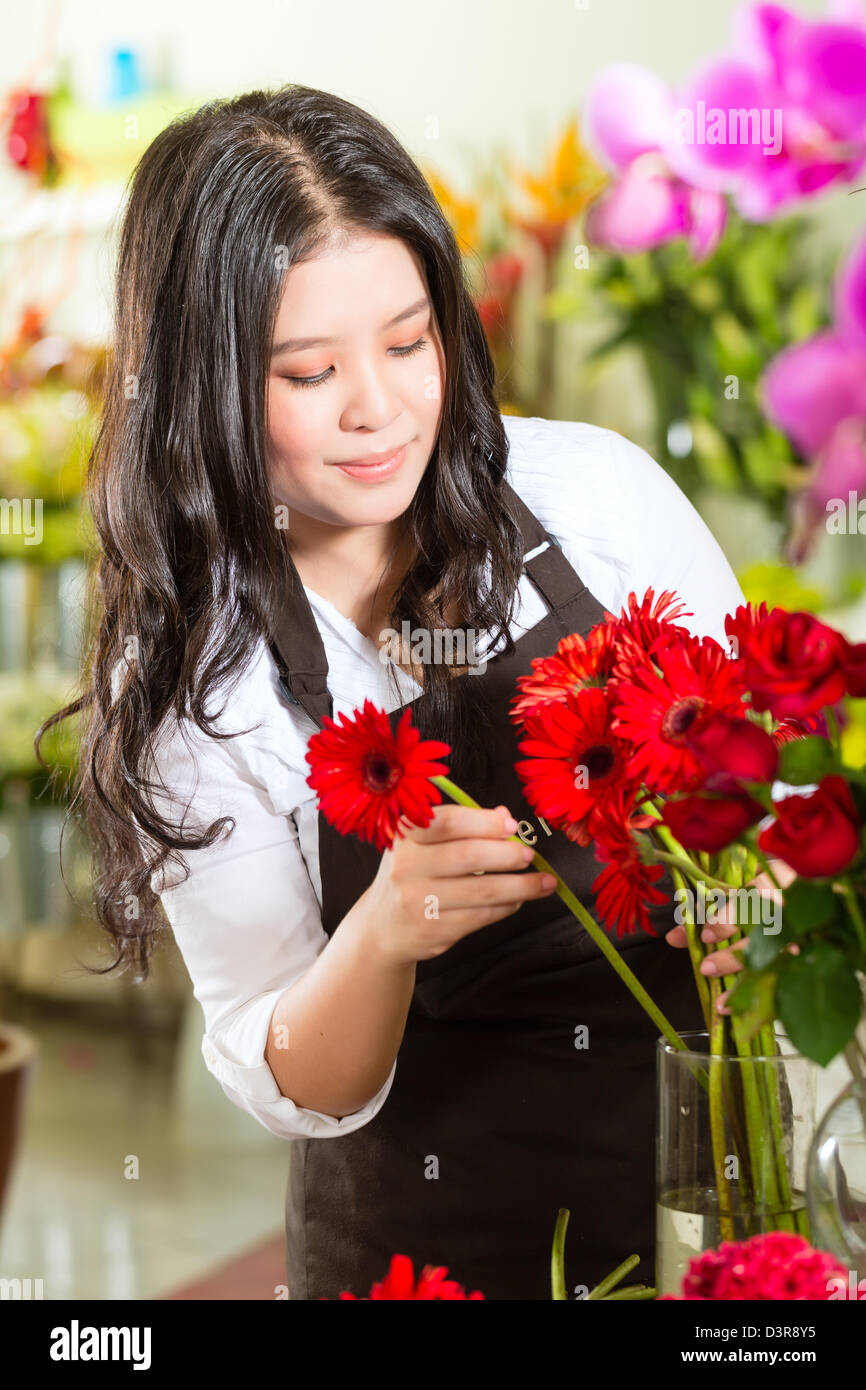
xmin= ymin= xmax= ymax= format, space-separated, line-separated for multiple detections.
xmin=35 ymin=83 xmax=525 ymax=978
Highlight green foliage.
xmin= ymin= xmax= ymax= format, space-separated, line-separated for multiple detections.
xmin=587 ymin=209 xmax=834 ymax=517
xmin=775 ymin=943 xmax=862 ymax=1067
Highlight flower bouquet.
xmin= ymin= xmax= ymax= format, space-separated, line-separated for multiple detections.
xmin=305 ymin=589 xmax=866 ymax=1294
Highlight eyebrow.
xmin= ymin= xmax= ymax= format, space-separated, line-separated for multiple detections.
xmin=271 ymin=296 xmax=431 ymax=355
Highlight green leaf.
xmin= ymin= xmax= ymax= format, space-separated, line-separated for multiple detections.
xmin=782 ymin=879 xmax=838 ymax=934
xmin=727 ymin=970 xmax=777 ymax=1040
xmin=777 ymin=736 xmax=839 ymax=785
xmin=745 ymin=922 xmax=789 ymax=971
xmin=775 ymin=944 xmax=862 ymax=1066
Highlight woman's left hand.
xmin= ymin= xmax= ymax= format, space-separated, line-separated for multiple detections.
xmin=664 ymin=859 xmax=797 ymax=1013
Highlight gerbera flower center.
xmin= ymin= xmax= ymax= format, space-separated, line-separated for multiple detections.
xmin=661 ymin=696 xmax=706 ymax=742
xmin=576 ymin=742 xmax=617 ymax=782
xmin=362 ymin=751 xmax=401 ymax=794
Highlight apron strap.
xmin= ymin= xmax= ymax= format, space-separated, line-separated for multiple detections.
xmin=268 ymin=476 xmax=589 ymax=729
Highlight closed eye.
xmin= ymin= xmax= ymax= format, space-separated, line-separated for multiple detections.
xmin=284 ymin=337 xmax=429 ymax=389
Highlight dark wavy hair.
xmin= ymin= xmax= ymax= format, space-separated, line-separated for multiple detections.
xmin=35 ymin=83 xmax=526 ymax=979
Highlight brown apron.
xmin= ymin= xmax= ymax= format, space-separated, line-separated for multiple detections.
xmin=270 ymin=481 xmax=704 ymax=1300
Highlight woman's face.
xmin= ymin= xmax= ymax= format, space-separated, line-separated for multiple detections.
xmin=266 ymin=232 xmax=445 ymax=539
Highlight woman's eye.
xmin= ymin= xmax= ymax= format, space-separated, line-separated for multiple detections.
xmin=284 ymin=336 xmax=428 ymax=390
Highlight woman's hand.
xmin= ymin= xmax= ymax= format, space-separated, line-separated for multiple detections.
xmin=664 ymin=859 xmax=797 ymax=1014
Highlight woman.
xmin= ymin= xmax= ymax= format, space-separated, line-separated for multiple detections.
xmin=38 ymin=84 xmax=755 ymax=1300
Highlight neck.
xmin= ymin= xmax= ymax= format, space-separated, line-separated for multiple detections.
xmin=286 ymin=519 xmax=415 ymax=635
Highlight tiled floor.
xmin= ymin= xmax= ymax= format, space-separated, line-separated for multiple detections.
xmin=0 ymin=1001 xmax=291 ymax=1300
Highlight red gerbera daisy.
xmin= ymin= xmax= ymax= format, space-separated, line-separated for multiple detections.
xmin=305 ymin=698 xmax=451 ymax=853
xmin=590 ymin=794 xmax=668 ymax=938
xmin=605 ymin=587 xmax=693 ymax=652
xmin=514 ymin=686 xmax=635 ymax=847
xmin=610 ymin=633 xmax=748 ymax=794
xmin=510 ymin=623 xmax=619 ymax=722
xmin=723 ymin=600 xmax=769 ymax=658
xmin=510 ymin=589 xmax=693 ymax=726
xmin=337 ymin=1253 xmax=485 ymax=1300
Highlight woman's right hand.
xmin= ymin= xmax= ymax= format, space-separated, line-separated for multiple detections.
xmin=363 ymin=802 xmax=558 ymax=965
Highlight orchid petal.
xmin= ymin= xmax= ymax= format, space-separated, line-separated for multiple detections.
xmin=784 ymin=21 xmax=866 ymax=137
xmin=809 ymin=417 xmax=866 ymax=508
xmin=687 ymin=188 xmax=728 ymax=260
xmin=834 ymin=229 xmax=866 ymax=341
xmin=664 ymin=59 xmax=772 ymax=190
xmin=761 ymin=331 xmax=866 ymax=453
xmin=584 ymin=63 xmax=674 ymax=172
xmin=584 ymin=155 xmax=689 ymax=253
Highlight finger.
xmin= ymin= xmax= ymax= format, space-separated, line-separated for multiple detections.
xmin=700 ymin=918 xmax=742 ymax=944
xmin=438 ymin=871 xmax=557 ymax=911
xmin=664 ymin=924 xmax=690 ymax=948
xmin=715 ymin=987 xmax=732 ymax=1017
xmin=428 ymin=835 xmax=537 ymax=879
xmin=699 ymin=938 xmax=749 ymax=977
xmin=404 ymin=803 xmax=516 ymax=844
xmin=764 ymin=858 xmax=797 ymax=889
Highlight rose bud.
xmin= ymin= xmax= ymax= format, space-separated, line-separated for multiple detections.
xmin=758 ymin=775 xmax=861 ymax=877
xmin=685 ymin=712 xmax=778 ymax=792
xmin=663 ymin=792 xmax=764 ymax=853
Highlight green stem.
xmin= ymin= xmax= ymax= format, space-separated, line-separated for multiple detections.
xmin=652 ymin=850 xmax=731 ymax=891
xmin=432 ymin=775 xmax=689 ymax=1054
xmin=668 ymin=864 xmax=712 ymax=1032
xmin=551 ymin=1207 xmax=568 ymax=1301
xmin=756 ymin=1023 xmax=799 ymax=1235
xmin=840 ymin=881 xmax=866 ymax=959
xmin=750 ymin=844 xmax=783 ymax=892
xmin=586 ymin=1254 xmax=641 ymax=1300
xmin=709 ymin=980 xmax=736 ymax=1243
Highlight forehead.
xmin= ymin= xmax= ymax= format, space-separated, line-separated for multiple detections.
xmin=272 ymin=235 xmax=430 ymax=346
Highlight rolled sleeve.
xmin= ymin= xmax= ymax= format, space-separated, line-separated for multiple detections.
xmin=200 ymin=998 xmax=398 ymax=1140
xmin=146 ymin=716 xmax=396 ymax=1142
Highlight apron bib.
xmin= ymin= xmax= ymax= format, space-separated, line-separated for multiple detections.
xmin=269 ymin=481 xmax=704 ymax=1300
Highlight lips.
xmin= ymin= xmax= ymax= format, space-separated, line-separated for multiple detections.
xmin=332 ymin=444 xmax=407 ymax=466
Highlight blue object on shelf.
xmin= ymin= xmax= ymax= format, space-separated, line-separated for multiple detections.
xmin=108 ymin=48 xmax=146 ymax=103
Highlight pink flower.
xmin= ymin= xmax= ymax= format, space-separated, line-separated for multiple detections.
xmin=662 ymin=1231 xmax=852 ymax=1300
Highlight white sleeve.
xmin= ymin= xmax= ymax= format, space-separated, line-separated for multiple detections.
xmin=503 ymin=416 xmax=745 ymax=648
xmin=604 ymin=426 xmax=746 ymax=647
xmin=144 ymin=717 xmax=396 ymax=1142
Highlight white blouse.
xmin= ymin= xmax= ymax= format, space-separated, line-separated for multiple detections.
xmin=141 ymin=415 xmax=746 ymax=1142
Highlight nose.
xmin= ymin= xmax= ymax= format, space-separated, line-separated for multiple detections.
xmin=339 ymin=354 xmax=403 ymax=433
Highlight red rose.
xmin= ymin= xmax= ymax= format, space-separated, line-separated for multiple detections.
xmin=685 ymin=712 xmax=778 ymax=792
xmin=663 ymin=792 xmax=763 ymax=853
xmin=758 ymin=775 xmax=861 ymax=877
xmin=726 ymin=606 xmax=849 ymax=721
xmin=845 ymin=641 xmax=866 ymax=698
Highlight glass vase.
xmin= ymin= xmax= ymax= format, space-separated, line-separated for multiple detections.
xmin=806 ymin=1077 xmax=866 ymax=1287
xmin=656 ymin=1029 xmax=818 ymax=1297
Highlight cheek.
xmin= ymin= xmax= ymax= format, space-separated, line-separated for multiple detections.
xmin=267 ymin=382 xmax=332 ymax=462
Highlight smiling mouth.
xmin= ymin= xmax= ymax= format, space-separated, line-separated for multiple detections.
xmin=330 ymin=443 xmax=409 ymax=467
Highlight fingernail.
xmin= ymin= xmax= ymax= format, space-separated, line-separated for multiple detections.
xmin=503 ymin=815 xmax=518 ymax=833
xmin=542 ymin=874 xmax=557 ymax=889
xmin=699 ymin=959 xmax=716 ymax=975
